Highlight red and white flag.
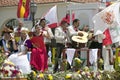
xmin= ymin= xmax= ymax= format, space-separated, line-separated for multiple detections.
xmin=103 ymin=28 xmax=112 ymax=45
xmin=42 ymin=5 xmax=58 ymax=28
xmin=92 ymin=2 xmax=120 ymax=45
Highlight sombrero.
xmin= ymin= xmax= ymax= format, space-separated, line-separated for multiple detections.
xmin=72 ymin=35 xmax=88 ymax=43
xmin=78 ymin=31 xmax=88 ymax=37
xmin=72 ymin=31 xmax=88 ymax=43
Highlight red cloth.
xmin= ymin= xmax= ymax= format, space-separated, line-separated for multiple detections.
xmin=30 ymin=36 xmax=45 ymax=48
xmin=60 ymin=13 xmax=75 ymax=25
xmin=103 ymin=28 xmax=112 ymax=46
xmin=106 ymin=2 xmax=112 ymax=7
xmin=30 ymin=35 xmax=48 ymax=72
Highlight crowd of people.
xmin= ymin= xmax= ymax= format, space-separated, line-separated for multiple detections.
xmin=0 ymin=18 xmax=117 ymax=74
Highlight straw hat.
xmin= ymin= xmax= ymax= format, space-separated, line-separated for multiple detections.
xmin=72 ymin=31 xmax=88 ymax=43
xmin=1 ymin=27 xmax=13 ymax=36
xmin=20 ymin=27 xmax=29 ymax=33
xmin=2 ymin=27 xmax=13 ymax=33
xmin=78 ymin=31 xmax=88 ymax=37
xmin=72 ymin=36 xmax=88 ymax=43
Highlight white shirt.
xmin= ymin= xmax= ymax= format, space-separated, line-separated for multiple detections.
xmin=55 ymin=27 xmax=66 ymax=44
xmin=42 ymin=26 xmax=54 ymax=43
xmin=67 ymin=25 xmax=78 ymax=37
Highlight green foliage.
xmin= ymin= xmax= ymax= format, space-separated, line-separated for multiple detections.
xmin=0 ymin=53 xmax=6 ymax=67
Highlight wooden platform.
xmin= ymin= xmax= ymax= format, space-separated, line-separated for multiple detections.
xmin=1 ymin=78 xmax=27 ymax=80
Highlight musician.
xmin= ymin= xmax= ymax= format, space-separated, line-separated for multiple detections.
xmin=68 ymin=19 xmax=80 ymax=36
xmin=39 ymin=18 xmax=54 ymax=56
xmin=54 ymin=21 xmax=70 ymax=72
xmin=89 ymin=30 xmax=105 ymax=58
xmin=68 ymin=19 xmax=87 ymax=49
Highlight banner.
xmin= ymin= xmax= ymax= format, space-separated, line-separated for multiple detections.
xmin=17 ymin=0 xmax=30 ymax=18
xmin=92 ymin=2 xmax=120 ymax=44
xmin=42 ymin=5 xmax=58 ymax=28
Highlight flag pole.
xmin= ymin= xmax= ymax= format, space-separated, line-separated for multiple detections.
xmin=69 ymin=10 xmax=72 ymax=25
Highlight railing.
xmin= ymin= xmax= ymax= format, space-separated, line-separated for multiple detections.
xmin=62 ymin=48 xmax=112 ymax=67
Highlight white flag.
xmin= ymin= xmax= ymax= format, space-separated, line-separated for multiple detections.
xmin=42 ymin=5 xmax=58 ymax=28
xmin=92 ymin=2 xmax=120 ymax=43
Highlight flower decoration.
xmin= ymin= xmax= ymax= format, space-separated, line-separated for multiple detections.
xmin=0 ymin=53 xmax=6 ymax=67
xmin=48 ymin=74 xmax=53 ymax=80
xmin=98 ymin=58 xmax=104 ymax=70
xmin=83 ymin=66 xmax=89 ymax=72
xmin=27 ymin=70 xmax=37 ymax=80
xmin=73 ymin=57 xmax=83 ymax=71
xmin=74 ymin=58 xmax=82 ymax=64
xmin=38 ymin=73 xmax=44 ymax=78
xmin=0 ymin=60 xmax=22 ymax=78
xmin=65 ymin=73 xmax=72 ymax=79
xmin=71 ymin=73 xmax=82 ymax=80
xmin=26 ymin=69 xmax=120 ymax=80
xmin=60 ymin=59 xmax=69 ymax=71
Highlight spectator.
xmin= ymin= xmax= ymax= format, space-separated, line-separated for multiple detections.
xmin=14 ymin=19 xmax=29 ymax=43
xmin=0 ymin=26 xmax=18 ymax=56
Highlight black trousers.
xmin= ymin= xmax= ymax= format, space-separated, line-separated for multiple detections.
xmin=53 ymin=43 xmax=65 ymax=72
xmin=45 ymin=43 xmax=51 ymax=57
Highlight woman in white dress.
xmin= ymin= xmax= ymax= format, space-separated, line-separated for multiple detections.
xmin=8 ymin=45 xmax=31 ymax=74
xmin=7 ymin=29 xmax=31 ymax=74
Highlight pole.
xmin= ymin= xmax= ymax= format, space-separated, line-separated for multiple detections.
xmin=32 ymin=13 xmax=35 ymax=27
xmin=31 ymin=0 xmax=37 ymax=28
xmin=69 ymin=10 xmax=72 ymax=25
